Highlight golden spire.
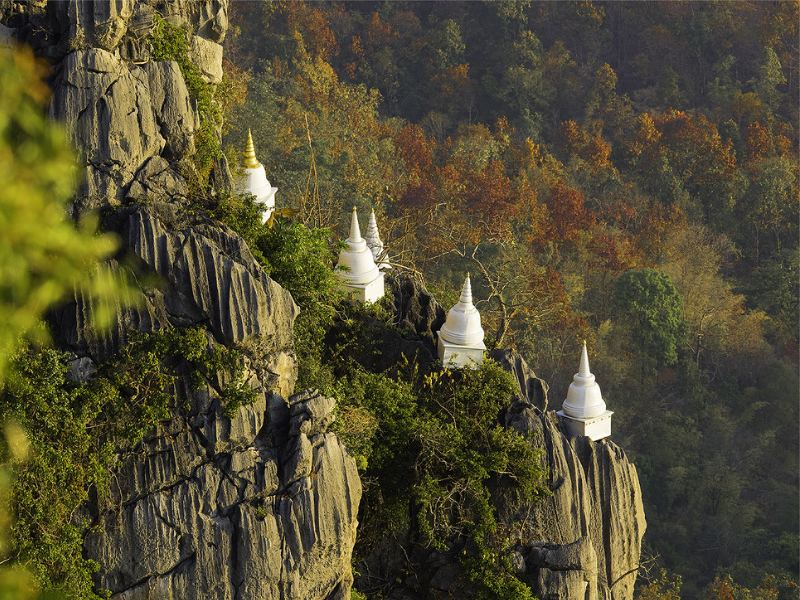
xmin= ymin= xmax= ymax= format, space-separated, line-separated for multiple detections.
xmin=243 ymin=129 xmax=260 ymax=169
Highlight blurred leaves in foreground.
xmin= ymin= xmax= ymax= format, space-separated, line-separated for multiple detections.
xmin=0 ymin=47 xmax=137 ymax=381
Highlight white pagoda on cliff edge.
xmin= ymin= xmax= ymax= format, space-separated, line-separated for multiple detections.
xmin=364 ymin=209 xmax=391 ymax=270
xmin=234 ymin=129 xmax=277 ymax=223
xmin=335 ymin=207 xmax=385 ymax=303
xmin=436 ymin=274 xmax=486 ymax=369
xmin=557 ymin=341 xmax=613 ymax=441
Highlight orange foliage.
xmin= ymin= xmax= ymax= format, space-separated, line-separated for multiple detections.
xmin=401 ymin=180 xmax=437 ymax=211
xmin=626 ymin=112 xmax=662 ymax=159
xmin=705 ymin=577 xmax=736 ymax=600
xmin=431 ymin=63 xmax=473 ymax=106
xmin=285 ymin=4 xmax=339 ymax=60
xmin=559 ymin=120 xmax=613 ymax=171
xmin=463 ymin=160 xmax=518 ymax=230
xmin=394 ymin=123 xmax=434 ymax=173
xmin=365 ymin=12 xmax=397 ymax=46
xmin=545 ymin=183 xmax=592 ymax=241
xmin=587 ymin=228 xmax=642 ymax=272
xmin=745 ymin=121 xmax=772 ymax=162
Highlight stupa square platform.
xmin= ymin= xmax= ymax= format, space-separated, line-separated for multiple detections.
xmin=437 ymin=338 xmax=486 ymax=369
xmin=342 ymin=273 xmax=385 ymax=303
xmin=557 ymin=410 xmax=613 ymax=441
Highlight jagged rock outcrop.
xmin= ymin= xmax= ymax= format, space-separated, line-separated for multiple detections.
xmin=491 ymin=348 xmax=549 ymax=412
xmin=505 ymin=400 xmax=646 ymax=600
xmin=86 ymin=386 xmax=360 ymax=600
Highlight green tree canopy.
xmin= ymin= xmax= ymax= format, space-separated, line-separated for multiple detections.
xmin=614 ymin=268 xmax=685 ymax=366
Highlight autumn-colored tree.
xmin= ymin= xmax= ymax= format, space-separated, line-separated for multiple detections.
xmin=636 ymin=569 xmax=683 ymax=600
xmin=744 ymin=121 xmax=773 ymax=163
xmin=545 ymin=182 xmax=591 ymax=242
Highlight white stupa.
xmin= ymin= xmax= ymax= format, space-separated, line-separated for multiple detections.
xmin=557 ymin=341 xmax=613 ymax=441
xmin=335 ymin=207 xmax=385 ymax=303
xmin=364 ymin=209 xmax=391 ymax=270
xmin=437 ymin=274 xmax=486 ymax=369
xmin=234 ymin=129 xmax=277 ymax=223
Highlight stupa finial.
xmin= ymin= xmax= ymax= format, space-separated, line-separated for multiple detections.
xmin=459 ymin=273 xmax=473 ymax=305
xmin=243 ymin=129 xmax=260 ymax=169
xmin=579 ymin=340 xmax=591 ymax=376
xmin=365 ymin=209 xmax=382 ymax=246
xmin=348 ymin=206 xmax=363 ymax=242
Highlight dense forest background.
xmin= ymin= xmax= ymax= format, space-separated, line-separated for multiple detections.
xmin=220 ymin=2 xmax=798 ymax=597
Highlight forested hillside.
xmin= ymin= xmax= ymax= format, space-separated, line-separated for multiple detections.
xmin=222 ymin=2 xmax=798 ymax=597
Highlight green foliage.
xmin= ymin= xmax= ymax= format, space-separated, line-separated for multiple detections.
xmin=255 ymin=218 xmax=341 ymax=318
xmin=150 ymin=15 xmax=222 ymax=176
xmin=0 ymin=48 xmax=135 ymax=381
xmin=329 ymin=347 xmax=546 ymax=597
xmin=614 ymin=269 xmax=685 ymax=367
xmin=331 ymin=368 xmax=414 ymax=473
xmin=413 ymin=364 xmax=545 ymax=550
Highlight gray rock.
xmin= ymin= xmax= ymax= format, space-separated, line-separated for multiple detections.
xmin=505 ymin=404 xmax=647 ymax=600
xmin=190 ymin=34 xmax=223 ymax=83
xmin=86 ymin=385 xmax=361 ymax=600
xmin=66 ymin=355 xmax=97 ymax=383
xmin=520 ymin=538 xmax=599 ymax=600
xmin=49 ymin=49 xmax=194 ymax=210
xmin=387 ymin=272 xmax=446 ymax=356
xmin=490 ymin=348 xmax=549 ymax=411
xmin=50 ymin=48 xmax=162 ymax=208
xmin=125 ymin=156 xmax=188 ymax=203
xmin=142 ymin=60 xmax=196 ymax=159
xmin=123 ymin=205 xmax=299 ymax=349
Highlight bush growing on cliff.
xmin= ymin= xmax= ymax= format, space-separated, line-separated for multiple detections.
xmin=328 ymin=347 xmax=547 ymax=598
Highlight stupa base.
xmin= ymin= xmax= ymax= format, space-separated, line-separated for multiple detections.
xmin=437 ymin=338 xmax=486 ymax=369
xmin=556 ymin=410 xmax=613 ymax=441
xmin=342 ymin=273 xmax=385 ymax=303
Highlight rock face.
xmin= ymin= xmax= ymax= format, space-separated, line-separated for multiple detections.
xmin=3 ymin=2 xmax=362 ymax=599
xmin=49 ymin=48 xmax=195 ymax=210
xmin=505 ymin=400 xmax=647 ymax=600
xmin=2 ymin=0 xmax=227 ymax=212
xmin=85 ymin=387 xmax=361 ymax=600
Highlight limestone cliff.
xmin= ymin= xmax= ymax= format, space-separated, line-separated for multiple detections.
xmin=2 ymin=2 xmax=361 ymax=599
xmin=499 ymin=351 xmax=647 ymax=600
xmin=2 ymin=2 xmax=645 ymax=599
